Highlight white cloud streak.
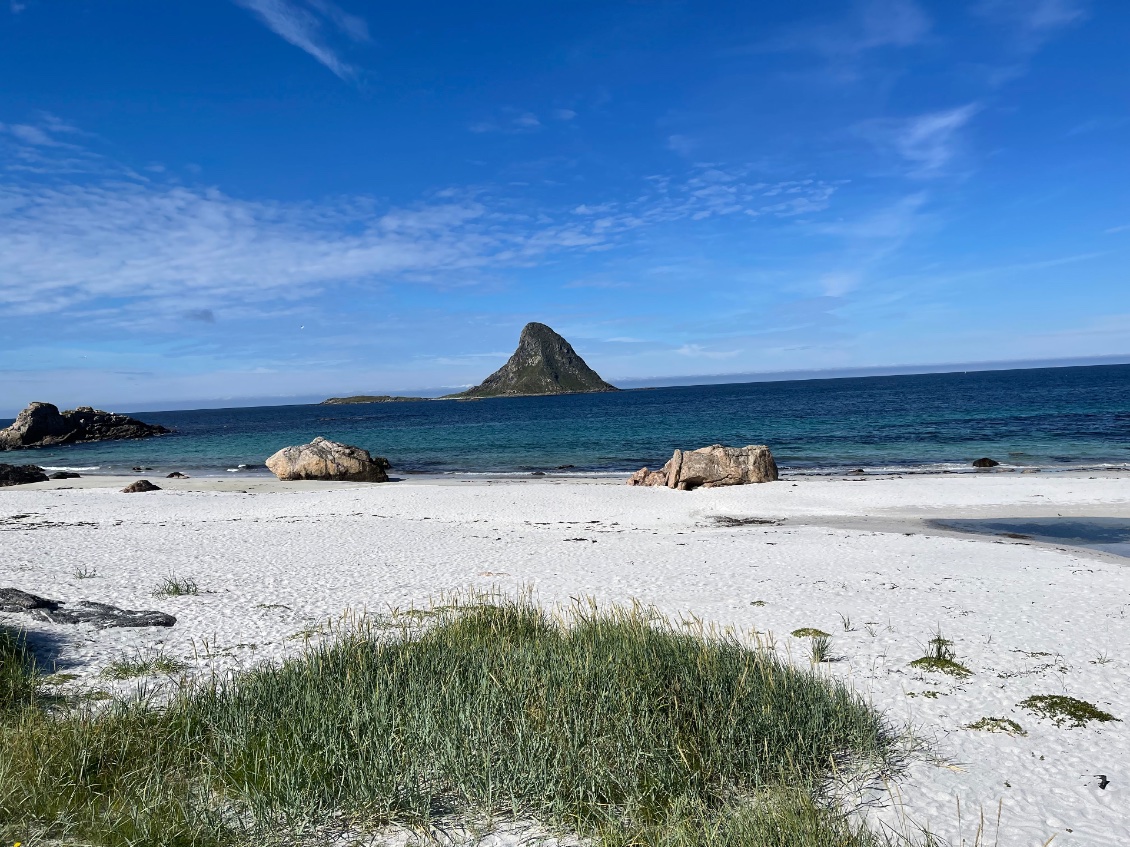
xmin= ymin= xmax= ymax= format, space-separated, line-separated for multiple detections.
xmin=859 ymin=104 xmax=980 ymax=177
xmin=233 ymin=0 xmax=368 ymax=80
xmin=974 ymin=0 xmax=1087 ymax=48
xmin=0 ymin=122 xmax=839 ymax=324
xmin=769 ymin=0 xmax=931 ymax=59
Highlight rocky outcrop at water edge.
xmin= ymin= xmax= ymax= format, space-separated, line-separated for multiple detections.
xmin=0 ymin=402 xmax=169 ymax=450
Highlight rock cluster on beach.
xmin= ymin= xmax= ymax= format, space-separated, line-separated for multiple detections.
xmin=453 ymin=322 xmax=618 ymax=398
xmin=0 ymin=402 xmax=169 ymax=450
xmin=0 ymin=463 xmax=50 ymax=487
xmin=628 ymin=444 xmax=778 ymax=490
xmin=266 ymin=436 xmax=390 ymax=482
xmin=0 ymin=587 xmax=176 ymax=628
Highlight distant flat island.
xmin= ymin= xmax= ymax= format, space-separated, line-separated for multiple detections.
xmin=319 ymin=395 xmax=427 ymax=406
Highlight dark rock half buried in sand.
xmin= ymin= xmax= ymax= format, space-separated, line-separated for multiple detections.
xmin=122 ymin=479 xmax=161 ymax=493
xmin=628 ymin=445 xmax=778 ymax=490
xmin=453 ymin=322 xmax=617 ymax=398
xmin=266 ymin=437 xmax=390 ymax=482
xmin=0 ymin=588 xmax=176 ymax=628
xmin=0 ymin=402 xmax=169 ymax=450
xmin=0 ymin=463 xmax=49 ymax=487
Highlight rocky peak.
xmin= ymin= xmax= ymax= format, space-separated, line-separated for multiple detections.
xmin=458 ymin=322 xmax=618 ymax=398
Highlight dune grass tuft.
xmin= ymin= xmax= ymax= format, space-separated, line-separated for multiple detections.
xmin=909 ymin=631 xmax=972 ymax=678
xmin=0 ymin=624 xmax=38 ymax=714
xmin=153 ymin=575 xmax=199 ymax=597
xmin=102 ymin=651 xmax=190 ymax=680
xmin=1 ymin=596 xmax=895 ymax=847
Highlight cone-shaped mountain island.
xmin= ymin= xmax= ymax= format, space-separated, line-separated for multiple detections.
xmin=449 ymin=322 xmax=617 ymax=398
xmin=321 ymin=323 xmax=616 ymax=404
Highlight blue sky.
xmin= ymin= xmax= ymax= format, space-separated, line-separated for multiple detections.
xmin=1 ymin=0 xmax=1128 ymax=412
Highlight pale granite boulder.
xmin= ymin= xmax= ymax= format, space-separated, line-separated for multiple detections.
xmin=266 ymin=436 xmax=390 ymax=482
xmin=628 ymin=444 xmax=778 ymax=490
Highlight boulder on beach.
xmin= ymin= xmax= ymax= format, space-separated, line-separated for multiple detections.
xmin=972 ymin=457 xmax=1000 ymax=468
xmin=265 ymin=436 xmax=390 ymax=482
xmin=0 ymin=463 xmax=49 ymax=487
xmin=628 ymin=444 xmax=778 ymax=490
xmin=166 ymin=471 xmax=188 ymax=478
xmin=50 ymin=471 xmax=82 ymax=479
xmin=122 ymin=479 xmax=161 ymax=493
xmin=0 ymin=401 xmax=169 ymax=450
xmin=0 ymin=587 xmax=176 ymax=628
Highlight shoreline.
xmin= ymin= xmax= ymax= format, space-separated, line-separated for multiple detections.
xmin=2 ymin=472 xmax=1128 ymax=843
xmin=15 ymin=462 xmax=1130 ymax=484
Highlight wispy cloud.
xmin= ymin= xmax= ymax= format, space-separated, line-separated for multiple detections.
xmin=233 ymin=0 xmax=369 ymax=80
xmin=858 ymin=104 xmax=980 ymax=177
xmin=761 ymin=0 xmax=931 ymax=79
xmin=675 ymin=343 xmax=741 ymax=360
xmin=973 ymin=0 xmax=1087 ymax=49
xmin=0 ymin=120 xmax=839 ymax=325
xmin=469 ymin=110 xmax=543 ymax=134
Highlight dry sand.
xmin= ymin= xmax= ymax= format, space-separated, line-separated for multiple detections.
xmin=2 ymin=472 xmax=1128 ymax=845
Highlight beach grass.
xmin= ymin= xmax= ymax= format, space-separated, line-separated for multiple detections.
xmin=0 ymin=595 xmax=895 ymax=847
xmin=0 ymin=624 xmax=37 ymax=714
xmin=153 ymin=575 xmax=200 ymax=597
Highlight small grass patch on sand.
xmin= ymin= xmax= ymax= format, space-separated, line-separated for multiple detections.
xmin=909 ymin=632 xmax=972 ymax=678
xmin=1 ymin=595 xmax=896 ymax=847
xmin=791 ymin=627 xmax=831 ymax=638
xmin=101 ymin=652 xmax=189 ymax=680
xmin=152 ymin=576 xmax=199 ymax=597
xmin=1019 ymin=695 xmax=1119 ymax=728
xmin=966 ymin=717 xmax=1026 ymax=736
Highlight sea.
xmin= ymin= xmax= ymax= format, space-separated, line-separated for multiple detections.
xmin=3 ymin=364 xmax=1129 ymax=479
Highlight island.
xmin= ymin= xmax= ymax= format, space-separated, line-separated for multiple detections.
xmin=319 ymin=395 xmax=427 ymax=406
xmin=447 ymin=322 xmax=618 ymax=399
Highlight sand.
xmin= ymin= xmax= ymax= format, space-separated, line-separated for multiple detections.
xmin=2 ymin=472 xmax=1128 ymax=845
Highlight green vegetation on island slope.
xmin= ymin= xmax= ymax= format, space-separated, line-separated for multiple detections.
xmin=320 ymin=395 xmax=427 ymax=405
xmin=1 ymin=595 xmax=895 ymax=847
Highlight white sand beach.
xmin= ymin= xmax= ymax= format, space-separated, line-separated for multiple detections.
xmin=2 ymin=472 xmax=1128 ymax=845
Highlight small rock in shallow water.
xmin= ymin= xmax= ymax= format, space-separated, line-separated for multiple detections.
xmin=972 ymin=457 xmax=1000 ymax=468
xmin=122 ymin=479 xmax=161 ymax=493
xmin=0 ymin=463 xmax=49 ymax=487
xmin=50 ymin=471 xmax=82 ymax=479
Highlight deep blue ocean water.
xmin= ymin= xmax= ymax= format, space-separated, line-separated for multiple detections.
xmin=3 ymin=364 xmax=1129 ymax=478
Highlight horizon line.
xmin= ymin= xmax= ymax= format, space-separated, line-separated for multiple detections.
xmin=3 ymin=353 xmax=1128 ymax=418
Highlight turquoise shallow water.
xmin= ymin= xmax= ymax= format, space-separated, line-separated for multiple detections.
xmin=3 ymin=364 xmax=1129 ymax=477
